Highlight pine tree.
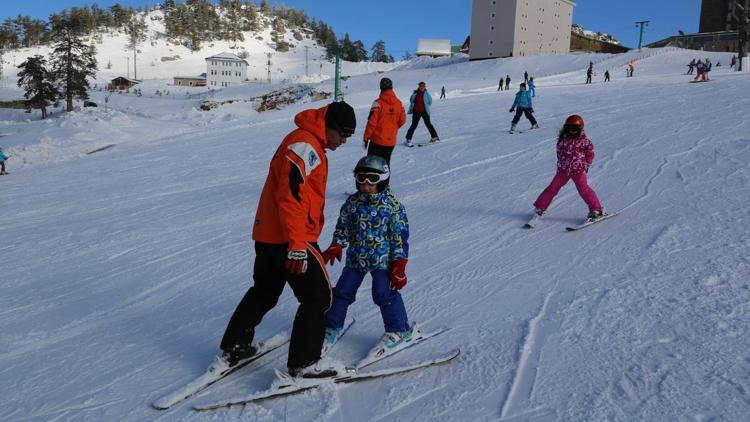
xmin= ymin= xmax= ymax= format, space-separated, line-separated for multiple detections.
xmin=340 ymin=33 xmax=356 ymax=61
xmin=49 ymin=14 xmax=98 ymax=112
xmin=352 ymin=40 xmax=367 ymax=62
xmin=370 ymin=40 xmax=392 ymax=63
xmin=17 ymin=55 xmax=59 ymax=119
xmin=124 ymin=15 xmax=147 ymax=79
xmin=260 ymin=0 xmax=271 ymax=14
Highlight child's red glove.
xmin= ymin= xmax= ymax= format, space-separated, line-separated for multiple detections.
xmin=321 ymin=243 xmax=343 ymax=265
xmin=389 ymin=259 xmax=408 ymax=290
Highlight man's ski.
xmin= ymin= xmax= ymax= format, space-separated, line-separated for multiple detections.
xmin=356 ymin=324 xmax=449 ymax=369
xmin=320 ymin=317 xmax=355 ymax=357
xmin=152 ymin=332 xmax=290 ymax=410
xmin=523 ymin=212 xmax=543 ymax=229
xmin=192 ymin=349 xmax=460 ymax=411
xmin=565 ymin=211 xmax=619 ymax=231
xmin=417 ymin=140 xmax=441 ymax=147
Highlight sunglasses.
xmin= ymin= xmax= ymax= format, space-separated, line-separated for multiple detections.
xmin=355 ymin=172 xmax=387 ymax=184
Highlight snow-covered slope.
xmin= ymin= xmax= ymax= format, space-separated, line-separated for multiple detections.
xmin=1 ymin=48 xmax=748 ymax=421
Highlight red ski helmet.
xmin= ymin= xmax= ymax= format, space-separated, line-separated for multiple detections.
xmin=564 ymin=114 xmax=584 ymax=129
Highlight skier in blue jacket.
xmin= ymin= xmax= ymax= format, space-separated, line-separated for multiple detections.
xmin=509 ymin=82 xmax=539 ymax=133
xmin=0 ymin=147 xmax=8 ymax=175
xmin=320 ymin=155 xmax=414 ymax=353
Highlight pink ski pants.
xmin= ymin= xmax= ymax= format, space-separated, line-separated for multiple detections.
xmin=534 ymin=171 xmax=602 ymax=212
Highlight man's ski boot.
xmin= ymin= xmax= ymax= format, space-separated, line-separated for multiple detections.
xmin=405 ymin=139 xmax=414 ymax=147
xmin=288 ymin=357 xmax=346 ymax=379
xmin=207 ymin=343 xmax=257 ymax=375
xmin=429 ymin=136 xmax=440 ymax=143
xmin=509 ymin=124 xmax=517 ymax=134
xmin=530 ymin=124 xmax=540 ymax=130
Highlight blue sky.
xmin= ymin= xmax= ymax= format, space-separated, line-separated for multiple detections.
xmin=2 ymin=1 xmax=702 ymax=55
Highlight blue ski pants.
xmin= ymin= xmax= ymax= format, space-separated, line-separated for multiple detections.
xmin=326 ymin=266 xmax=409 ymax=333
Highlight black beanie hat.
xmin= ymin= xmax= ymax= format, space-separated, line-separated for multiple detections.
xmin=325 ymin=101 xmax=356 ymax=136
xmin=380 ymin=77 xmax=392 ymax=90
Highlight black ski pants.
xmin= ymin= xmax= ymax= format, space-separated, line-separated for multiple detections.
xmin=512 ymin=107 xmax=537 ymax=126
xmin=405 ymin=111 xmax=438 ymax=141
xmin=367 ymin=142 xmax=394 ymax=166
xmin=220 ymin=241 xmax=331 ymax=370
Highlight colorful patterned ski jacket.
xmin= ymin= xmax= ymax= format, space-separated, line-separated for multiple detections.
xmin=556 ymin=130 xmax=595 ymax=176
xmin=331 ymin=187 xmax=409 ymax=272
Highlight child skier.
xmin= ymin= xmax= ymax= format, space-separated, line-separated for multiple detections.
xmin=0 ymin=147 xmax=8 ymax=175
xmin=528 ymin=77 xmax=536 ymax=97
xmin=532 ymin=115 xmax=604 ymax=222
xmin=320 ymin=155 xmax=414 ymax=355
xmin=509 ymin=82 xmax=539 ymax=133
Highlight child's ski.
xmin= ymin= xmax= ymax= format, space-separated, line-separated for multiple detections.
xmin=192 ymin=349 xmax=460 ymax=411
xmin=152 ymin=332 xmax=289 ymax=410
xmin=565 ymin=211 xmax=619 ymax=232
xmin=355 ymin=325 xmax=449 ymax=369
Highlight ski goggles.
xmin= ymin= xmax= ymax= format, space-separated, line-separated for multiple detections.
xmin=563 ymin=124 xmax=582 ymax=134
xmin=354 ymin=172 xmax=388 ymax=184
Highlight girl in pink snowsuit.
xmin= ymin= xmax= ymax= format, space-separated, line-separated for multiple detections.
xmin=533 ymin=115 xmax=603 ymax=219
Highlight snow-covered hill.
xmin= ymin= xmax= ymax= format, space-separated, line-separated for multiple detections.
xmin=1 ymin=48 xmax=748 ymax=421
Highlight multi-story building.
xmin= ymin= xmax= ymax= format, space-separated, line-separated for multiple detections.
xmin=205 ymin=53 xmax=248 ymax=88
xmin=469 ymin=0 xmax=575 ymax=60
xmin=699 ymin=0 xmax=746 ymax=33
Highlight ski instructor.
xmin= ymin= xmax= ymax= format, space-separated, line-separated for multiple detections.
xmin=217 ymin=101 xmax=356 ymax=378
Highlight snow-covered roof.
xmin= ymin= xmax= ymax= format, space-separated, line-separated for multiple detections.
xmin=416 ymin=39 xmax=452 ymax=56
xmin=173 ymin=76 xmax=206 ymax=80
xmin=205 ymin=52 xmax=248 ymax=64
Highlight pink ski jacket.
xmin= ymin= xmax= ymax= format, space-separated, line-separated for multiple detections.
xmin=556 ymin=131 xmax=595 ymax=176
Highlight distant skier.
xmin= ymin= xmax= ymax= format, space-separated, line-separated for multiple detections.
xmin=524 ymin=70 xmax=529 ymax=83
xmin=0 ymin=147 xmax=8 ymax=175
xmin=440 ymin=85 xmax=446 ymax=99
xmin=498 ymin=78 xmax=504 ymax=91
xmin=604 ymin=70 xmax=610 ymax=82
xmin=215 ymin=101 xmax=356 ymax=379
xmin=405 ymin=81 xmax=440 ymax=146
xmin=509 ymin=82 xmax=539 ymax=133
xmin=694 ymin=59 xmax=709 ymax=82
xmin=532 ymin=115 xmax=604 ymax=222
xmin=687 ymin=58 xmax=696 ymax=75
xmin=320 ymin=155 xmax=413 ymax=355
xmin=586 ymin=64 xmax=593 ymax=84
xmin=730 ymin=55 xmax=737 ymax=71
xmin=505 ymin=75 xmax=511 ymax=90
xmin=628 ymin=61 xmax=635 ymax=77
xmin=363 ymin=77 xmax=406 ymax=163
xmin=528 ymin=77 xmax=536 ymax=97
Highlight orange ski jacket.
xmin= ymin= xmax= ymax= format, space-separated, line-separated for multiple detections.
xmin=363 ymin=89 xmax=406 ymax=147
xmin=252 ymin=106 xmax=331 ymax=251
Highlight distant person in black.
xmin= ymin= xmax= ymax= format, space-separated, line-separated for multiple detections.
xmin=586 ymin=62 xmax=593 ymax=84
xmin=604 ymin=70 xmax=610 ymax=82
xmin=498 ymin=78 xmax=504 ymax=91
xmin=524 ymin=71 xmax=529 ymax=83
xmin=505 ymin=75 xmax=511 ymax=90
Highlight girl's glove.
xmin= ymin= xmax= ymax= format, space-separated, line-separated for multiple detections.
xmin=389 ymin=259 xmax=408 ymax=290
xmin=322 ymin=243 xmax=343 ymax=265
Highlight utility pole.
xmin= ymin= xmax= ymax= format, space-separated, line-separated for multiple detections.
xmin=266 ymin=52 xmax=272 ymax=83
xmin=125 ymin=56 xmax=130 ymax=79
xmin=738 ymin=0 xmax=749 ymax=71
xmin=334 ymin=50 xmax=342 ymax=101
xmin=304 ymin=46 xmax=309 ymax=76
xmin=635 ymin=20 xmax=650 ymax=50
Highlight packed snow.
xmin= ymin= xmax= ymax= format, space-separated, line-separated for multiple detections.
xmin=1 ymin=46 xmax=749 ymax=421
